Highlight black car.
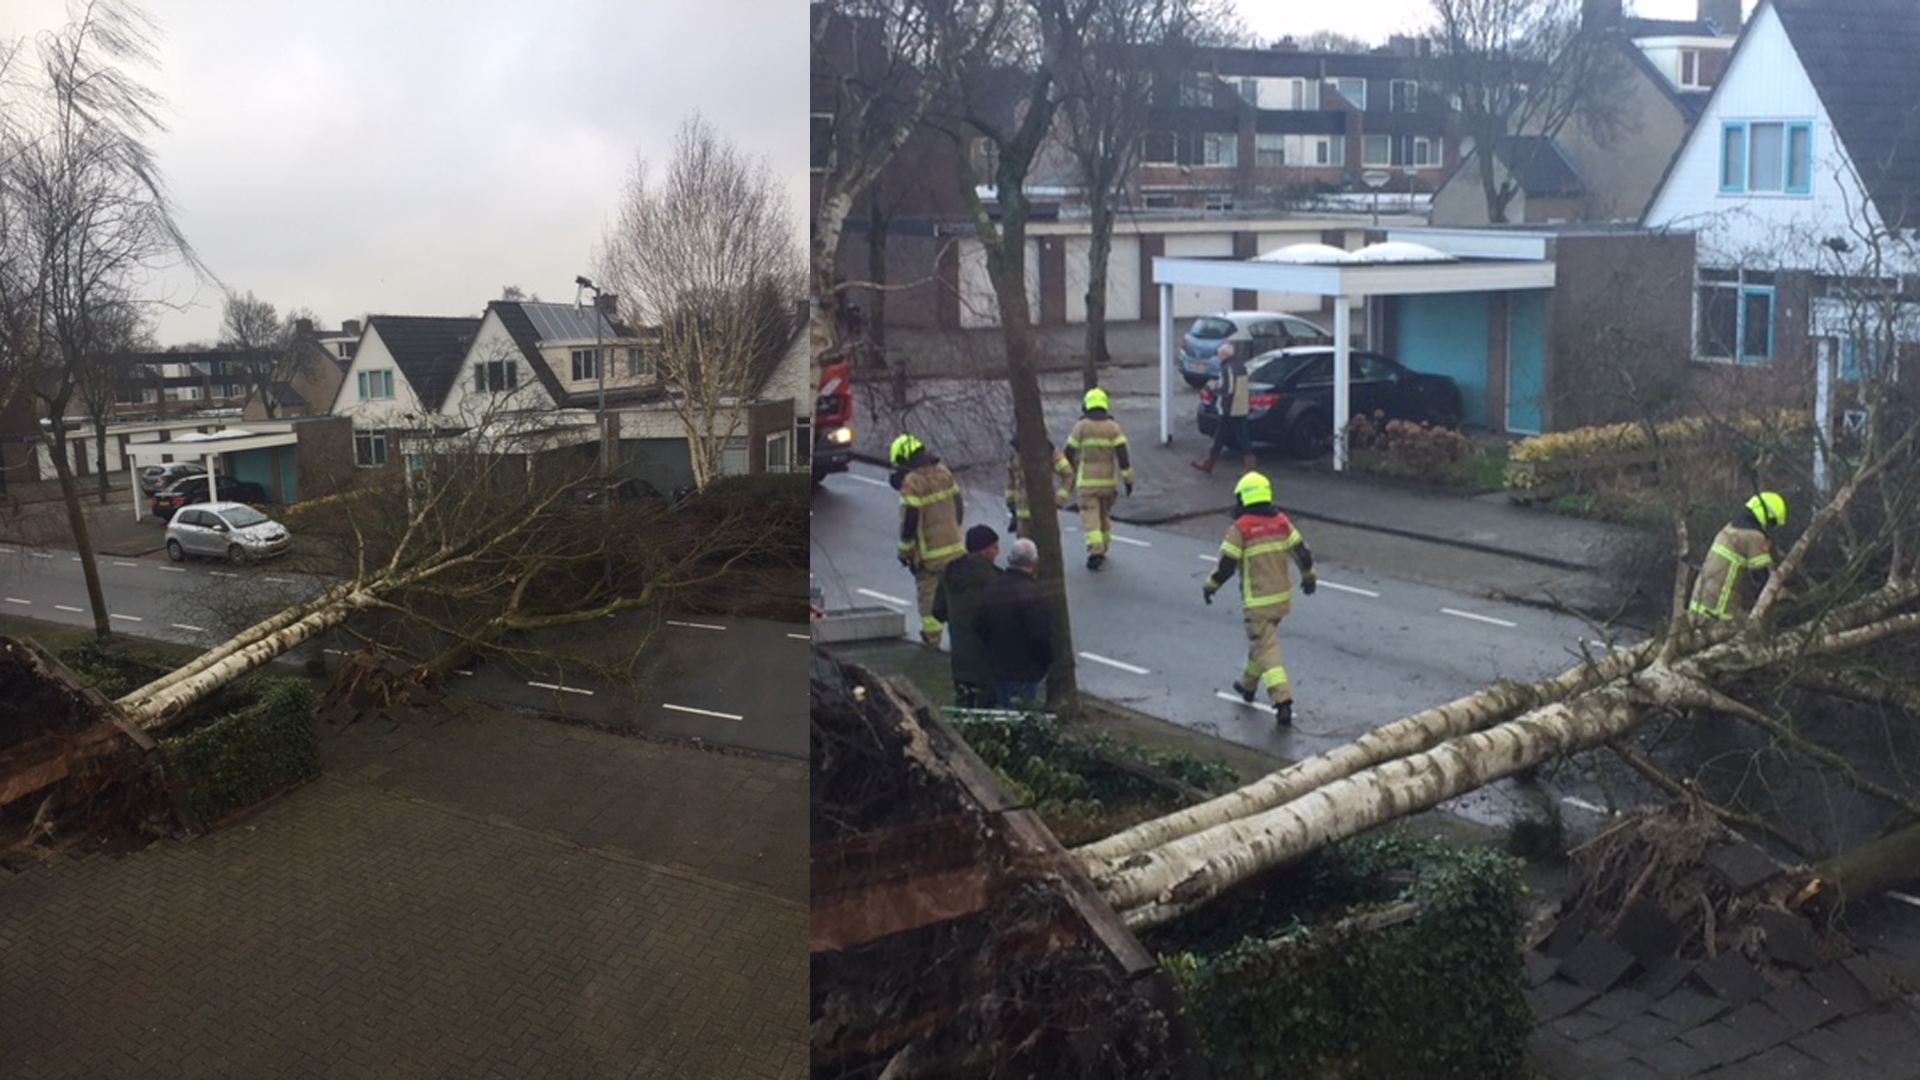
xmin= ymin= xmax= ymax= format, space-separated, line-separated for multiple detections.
xmin=1198 ymin=347 xmax=1463 ymax=458
xmin=151 ymin=475 xmax=270 ymax=520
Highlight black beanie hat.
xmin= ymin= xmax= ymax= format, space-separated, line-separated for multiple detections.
xmin=965 ymin=524 xmax=1000 ymax=553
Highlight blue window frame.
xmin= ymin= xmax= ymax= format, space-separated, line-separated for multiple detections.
xmin=1719 ymin=120 xmax=1813 ymax=195
xmin=1839 ymin=337 xmax=1892 ymax=381
xmin=1697 ymin=269 xmax=1775 ymax=366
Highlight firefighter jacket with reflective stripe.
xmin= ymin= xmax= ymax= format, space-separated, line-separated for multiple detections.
xmin=1007 ymin=449 xmax=1072 ymax=519
xmin=1689 ymin=522 xmax=1773 ymax=620
xmin=1066 ymin=413 xmax=1133 ymax=492
xmin=1216 ymin=508 xmax=1308 ymax=609
xmin=899 ymin=461 xmax=965 ymax=563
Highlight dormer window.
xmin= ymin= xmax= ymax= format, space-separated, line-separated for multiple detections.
xmin=1325 ymin=77 xmax=1367 ymax=110
xmin=1680 ymin=50 xmax=1702 ymax=89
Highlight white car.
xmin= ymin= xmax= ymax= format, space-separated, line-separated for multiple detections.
xmin=164 ymin=501 xmax=291 ymax=564
xmin=1179 ymin=311 xmax=1333 ymax=387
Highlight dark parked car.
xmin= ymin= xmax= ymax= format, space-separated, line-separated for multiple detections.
xmin=1198 ymin=347 xmax=1463 ymax=458
xmin=138 ymin=461 xmax=207 ymax=496
xmin=568 ymin=478 xmax=667 ymax=508
xmin=151 ymin=475 xmax=270 ymax=520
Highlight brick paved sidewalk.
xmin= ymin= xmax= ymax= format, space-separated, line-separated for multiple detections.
xmin=0 ymin=702 xmax=806 ymax=1079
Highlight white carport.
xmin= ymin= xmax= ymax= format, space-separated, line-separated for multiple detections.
xmin=1151 ymin=236 xmax=1558 ymax=470
xmin=123 ymin=427 xmax=298 ymax=521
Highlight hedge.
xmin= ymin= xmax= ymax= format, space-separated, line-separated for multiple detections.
xmin=1505 ymin=410 xmax=1810 ymax=497
xmin=1159 ymin=835 xmax=1531 ymax=1080
xmin=159 ymin=677 xmax=321 ymax=825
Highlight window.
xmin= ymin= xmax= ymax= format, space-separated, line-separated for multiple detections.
xmin=1141 ymin=131 xmax=1178 ymax=164
xmin=473 ymin=359 xmax=518 ymax=393
xmin=1180 ymin=73 xmax=1212 ymax=107
xmin=1720 ymin=121 xmax=1813 ymax=195
xmin=1696 ymin=268 xmax=1775 ymax=365
xmin=356 ymin=369 xmax=394 ymax=401
xmin=1325 ymin=77 xmax=1366 ymax=110
xmin=810 ymin=113 xmax=833 ymax=172
xmin=719 ymin=437 xmax=749 ymax=477
xmin=1362 ymin=135 xmax=1393 ymax=167
xmin=1201 ymin=133 xmax=1237 ymax=167
xmin=1316 ymin=136 xmax=1345 ymax=167
xmin=1237 ymin=78 xmax=1258 ymax=106
xmin=1839 ymin=337 xmax=1894 ymax=381
xmin=1413 ymin=136 xmax=1436 ymax=167
xmin=571 ymin=348 xmax=602 ymax=382
xmin=624 ymin=347 xmax=652 ymax=380
xmin=337 ymin=341 xmax=357 ymax=360
xmin=1204 ymin=192 xmax=1235 ymax=211
xmin=1255 ymin=134 xmax=1285 ymax=167
xmin=766 ymin=430 xmax=792 ymax=473
xmin=354 ymin=430 xmax=388 ymax=468
xmin=1390 ymin=79 xmax=1419 ymax=113
xmin=1284 ymin=77 xmax=1318 ymax=110
xmin=1679 ymin=50 xmax=1702 ymax=89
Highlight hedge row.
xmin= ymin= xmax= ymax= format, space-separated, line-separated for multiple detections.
xmin=1505 ymin=410 xmax=1810 ymax=495
xmin=159 ymin=677 xmax=320 ymax=825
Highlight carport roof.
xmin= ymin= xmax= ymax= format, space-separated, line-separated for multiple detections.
xmin=124 ymin=427 xmax=300 ymax=464
xmin=1152 ymin=235 xmax=1556 ymax=295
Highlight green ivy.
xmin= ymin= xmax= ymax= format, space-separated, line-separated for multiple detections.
xmin=949 ymin=711 xmax=1238 ymax=825
xmin=1159 ymin=835 xmax=1530 ymax=1080
xmin=159 ymin=677 xmax=321 ymax=825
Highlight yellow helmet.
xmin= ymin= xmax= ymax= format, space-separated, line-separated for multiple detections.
xmin=1746 ymin=491 xmax=1787 ymax=527
xmin=890 ymin=433 xmax=925 ymax=467
xmin=1234 ymin=471 xmax=1274 ymax=506
xmin=1084 ymin=388 xmax=1110 ymax=412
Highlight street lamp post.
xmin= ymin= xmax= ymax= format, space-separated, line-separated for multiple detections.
xmin=576 ymin=275 xmax=608 ymax=481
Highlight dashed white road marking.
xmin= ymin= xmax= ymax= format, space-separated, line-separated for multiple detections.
xmin=1214 ymin=690 xmax=1264 ymax=710
xmin=0 ymin=547 xmax=13 ymax=554
xmin=53 ymin=604 xmax=82 ymax=613
xmin=528 ymin=680 xmax=594 ymax=696
xmin=1109 ymin=534 xmax=1150 ymax=548
xmin=323 ymin=648 xmax=348 ymax=655
xmin=29 ymin=552 xmax=52 ymax=560
xmin=112 ymin=560 xmax=138 ymax=568
xmin=69 ymin=556 xmax=80 ymax=562
xmin=666 ymin=620 xmax=726 ymax=631
xmin=4 ymin=597 xmax=30 ymax=605
xmin=158 ymin=566 xmax=186 ymax=573
xmin=1441 ymin=607 xmax=1518 ymax=628
xmin=454 ymin=669 xmax=475 ymax=677
xmin=1886 ymin=890 xmax=1920 ymax=910
xmin=663 ymin=702 xmax=743 ymax=722
xmin=210 ymin=571 xmax=239 ymax=579
xmin=1562 ymin=796 xmax=1610 ymax=815
xmin=263 ymin=576 xmax=290 ymax=583
xmin=1581 ymin=639 xmax=1623 ymax=652
xmin=1196 ymin=554 xmax=1217 ymax=563
xmin=171 ymin=623 xmax=205 ymax=633
xmin=845 ymin=473 xmax=891 ymax=487
xmin=787 ymin=632 xmax=810 ymax=641
xmin=109 ymin=613 xmax=143 ymax=622
xmin=856 ymin=588 xmax=909 ymax=608
xmin=1079 ymin=651 xmax=1149 ymax=675
xmin=1318 ymin=580 xmax=1380 ymax=598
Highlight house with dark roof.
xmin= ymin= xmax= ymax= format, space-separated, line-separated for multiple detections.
xmin=241 ymin=318 xmax=355 ymax=422
xmin=1642 ymin=0 xmax=1920 ymax=409
xmin=1431 ymin=0 xmax=1739 ymax=226
xmin=327 ymin=314 xmax=480 ymax=472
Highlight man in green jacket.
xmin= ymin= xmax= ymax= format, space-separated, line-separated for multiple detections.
xmin=933 ymin=525 xmax=1005 ymax=708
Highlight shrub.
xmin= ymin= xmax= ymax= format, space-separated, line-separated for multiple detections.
xmin=1346 ymin=412 xmax=1475 ymax=484
xmin=160 ymin=677 xmax=320 ymax=825
xmin=1504 ymin=410 xmax=1810 ymax=498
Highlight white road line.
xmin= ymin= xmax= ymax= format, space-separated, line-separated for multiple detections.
xmin=112 ymin=560 xmax=138 ymax=568
xmin=323 ymin=648 xmax=348 ymax=655
xmin=0 ymin=547 xmax=13 ymax=554
xmin=845 ymin=473 xmax=891 ymax=487
xmin=1197 ymin=554 xmax=1217 ymax=563
xmin=454 ymin=669 xmax=475 ymax=677
xmin=666 ymin=620 xmax=726 ymax=631
xmin=263 ymin=576 xmax=290 ymax=583
xmin=787 ymin=633 xmax=810 ymax=641
xmin=54 ymin=604 xmax=82 ymax=613
xmin=210 ymin=571 xmax=239 ymax=579
xmin=1562 ymin=796 xmax=1610 ymax=815
xmin=663 ymin=702 xmax=743 ymax=722
xmin=856 ymin=587 xmax=909 ymax=608
xmin=109 ymin=613 xmax=143 ymax=622
xmin=1887 ymin=890 xmax=1920 ymax=910
xmin=4 ymin=598 xmax=30 ymax=605
xmin=1581 ymin=639 xmax=1623 ymax=652
xmin=1079 ymin=651 xmax=1149 ymax=675
xmin=1110 ymin=535 xmax=1150 ymax=548
xmin=171 ymin=623 xmax=205 ymax=633
xmin=69 ymin=556 xmax=80 ymax=561
xmin=1441 ymin=607 xmax=1518 ymax=628
xmin=1213 ymin=690 xmax=1264 ymax=710
xmin=527 ymin=680 xmax=594 ymax=697
xmin=157 ymin=566 xmax=186 ymax=573
xmin=1318 ymin=580 xmax=1380 ymax=598
xmin=29 ymin=552 xmax=52 ymax=559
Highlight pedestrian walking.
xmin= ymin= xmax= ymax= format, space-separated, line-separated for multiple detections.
xmin=979 ymin=537 xmax=1054 ymax=708
xmin=1689 ymin=491 xmax=1786 ymax=623
xmin=1193 ymin=343 xmax=1257 ymax=474
xmin=1005 ymin=433 xmax=1073 ymax=536
xmin=1201 ymin=471 xmax=1317 ymax=726
xmin=933 ymin=524 xmax=1005 ymax=708
xmin=892 ymin=433 xmax=965 ymax=647
xmin=1064 ymin=387 xmax=1134 ymax=570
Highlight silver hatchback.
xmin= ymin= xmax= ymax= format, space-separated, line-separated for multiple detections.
xmin=164 ymin=501 xmax=292 ymax=564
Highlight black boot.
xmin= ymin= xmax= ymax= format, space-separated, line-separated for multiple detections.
xmin=1087 ymin=552 xmax=1105 ymax=570
xmin=1232 ymin=680 xmax=1256 ymax=704
xmin=1274 ymin=700 xmax=1293 ymax=726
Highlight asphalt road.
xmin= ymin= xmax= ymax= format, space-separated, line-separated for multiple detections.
xmin=811 ymin=461 xmax=1638 ymax=770
xmin=0 ymin=541 xmax=807 ymax=759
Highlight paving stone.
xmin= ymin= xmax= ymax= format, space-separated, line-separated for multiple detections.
xmin=1783 ymin=1026 xmax=1865 ymax=1068
xmin=1530 ymin=978 xmax=1601 ymax=1021
xmin=1804 ymin=963 xmax=1874 ymax=1017
xmin=1754 ymin=909 xmax=1823 ymax=971
xmin=1759 ymin=979 xmax=1841 ymax=1035
xmin=1644 ymin=1037 xmax=1728 ymax=1078
xmin=1824 ymin=1007 xmax=1920 ymax=1069
xmin=1561 ymin=933 xmax=1639 ymax=992
xmin=1841 ymin=956 xmax=1902 ymax=1005
xmin=1550 ymin=1009 xmax=1624 ymax=1042
xmin=1525 ymin=949 xmax=1561 ymax=988
xmin=1738 ymin=1044 xmax=1824 ymax=1078
xmin=1612 ymin=1014 xmax=1682 ymax=1051
xmin=1589 ymin=1057 xmax=1662 ymax=1080
xmin=1650 ymin=986 xmax=1733 ymax=1029
xmin=1543 ymin=908 xmax=1595 ymax=958
xmin=1722 ymin=999 xmax=1794 ymax=1052
xmin=1633 ymin=956 xmax=1697 ymax=999
xmin=1703 ymin=841 xmax=1782 ymax=893
xmin=1692 ymin=952 xmax=1769 ymax=1004
xmin=1676 ymin=1018 xmax=1761 ymax=1066
xmin=1589 ymin=988 xmax=1656 ymax=1022
xmin=1570 ymin=1034 xmax=1640 ymax=1066
xmin=1613 ymin=899 xmax=1686 ymax=965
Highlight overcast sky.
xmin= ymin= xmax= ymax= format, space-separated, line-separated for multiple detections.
xmin=1234 ymin=0 xmax=1758 ymax=48
xmin=8 ymin=0 xmax=807 ymax=348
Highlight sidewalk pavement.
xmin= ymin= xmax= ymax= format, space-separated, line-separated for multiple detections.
xmin=849 ymin=322 xmax=1648 ymax=621
xmin=0 ymin=476 xmax=170 ymax=557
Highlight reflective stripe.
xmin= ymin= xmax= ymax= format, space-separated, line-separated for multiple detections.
xmin=1245 ymin=591 xmax=1293 ymax=608
xmin=923 ymin=541 xmax=965 ymax=561
xmin=1260 ymin=666 xmax=1290 ymax=690
xmin=1689 ymin=601 xmax=1732 ymax=620
xmin=1241 ymin=538 xmax=1301 ymax=557
xmin=902 ymin=485 xmax=960 ymax=508
xmin=1072 ymin=437 xmax=1127 ymax=448
xmin=921 ymin=616 xmax=944 ymax=634
xmin=1220 ymin=542 xmax=1243 ymax=559
xmin=1705 ymin=543 xmax=1754 ymax=616
xmin=1079 ymin=478 xmax=1120 ymax=490
xmin=1085 ymin=530 xmax=1108 ymax=544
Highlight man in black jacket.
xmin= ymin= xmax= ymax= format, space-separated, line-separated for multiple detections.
xmin=933 ymin=524 xmax=1004 ymax=708
xmin=979 ymin=537 xmax=1054 ymax=708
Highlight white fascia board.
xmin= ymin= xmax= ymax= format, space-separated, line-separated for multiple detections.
xmin=1154 ymin=255 xmax=1554 ymax=297
xmin=1385 ymin=229 xmax=1552 ymax=261
xmin=1153 ymin=257 xmax=1344 ymax=294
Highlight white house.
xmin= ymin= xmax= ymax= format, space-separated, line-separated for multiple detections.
xmin=327 ymin=315 xmax=480 ymax=470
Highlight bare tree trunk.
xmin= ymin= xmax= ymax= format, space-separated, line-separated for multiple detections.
xmin=91 ymin=415 xmax=111 ymax=502
xmin=45 ymin=433 xmax=111 ymax=640
xmin=1081 ymin=198 xmax=1114 ymax=388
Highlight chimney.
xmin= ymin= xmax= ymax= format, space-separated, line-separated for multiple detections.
xmin=1582 ymin=0 xmax=1621 ymax=30
xmin=293 ymin=317 xmax=313 ymax=338
xmin=342 ymin=318 xmax=361 ymax=338
xmin=593 ymin=292 xmax=618 ymax=324
xmin=1698 ymin=0 xmax=1741 ymax=33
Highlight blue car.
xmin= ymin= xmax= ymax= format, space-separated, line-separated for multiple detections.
xmin=1179 ymin=311 xmax=1333 ymax=388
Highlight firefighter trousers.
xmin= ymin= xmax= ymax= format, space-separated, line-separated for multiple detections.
xmin=1234 ymin=607 xmax=1292 ymax=705
xmin=1080 ymin=490 xmax=1118 ymax=555
xmin=913 ymin=558 xmax=953 ymax=645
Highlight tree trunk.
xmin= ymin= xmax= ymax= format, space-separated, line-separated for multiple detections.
xmin=868 ymin=191 xmax=890 ymax=363
xmin=44 ymin=430 xmax=111 ymax=640
xmin=1081 ymin=197 xmax=1115 ymax=388
xmin=91 ymin=416 xmax=111 ymax=503
xmin=118 ymin=596 xmax=369 ymax=728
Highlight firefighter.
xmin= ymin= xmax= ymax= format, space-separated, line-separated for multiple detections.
xmin=892 ymin=433 xmax=966 ymax=646
xmin=1005 ymin=433 xmax=1073 ymax=536
xmin=1689 ymin=491 xmax=1786 ymax=623
xmin=1064 ymin=387 xmax=1134 ymax=570
xmin=1201 ymin=471 xmax=1317 ymax=726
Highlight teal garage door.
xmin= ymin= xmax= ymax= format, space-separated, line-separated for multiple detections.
xmin=1506 ymin=290 xmax=1549 ymax=435
xmin=1395 ymin=293 xmax=1490 ymax=429
xmin=622 ymin=438 xmax=694 ymax=493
